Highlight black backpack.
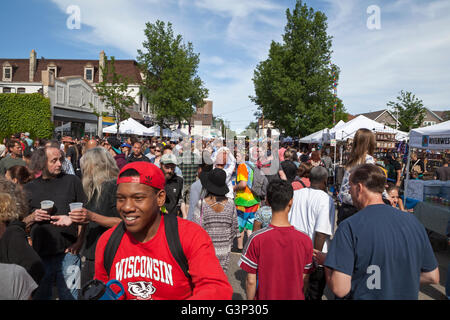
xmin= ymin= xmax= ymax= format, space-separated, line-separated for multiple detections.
xmin=103 ymin=213 xmax=191 ymax=280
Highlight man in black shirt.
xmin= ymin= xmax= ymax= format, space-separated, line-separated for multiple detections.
xmin=385 ymin=153 xmax=402 ymax=187
xmin=161 ymin=153 xmax=185 ymax=217
xmin=127 ymin=141 xmax=151 ymax=163
xmin=23 ymin=146 xmax=86 ymax=300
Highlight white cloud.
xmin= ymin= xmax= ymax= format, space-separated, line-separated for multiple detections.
xmin=47 ymin=0 xmax=450 ymax=131
xmin=325 ymin=0 xmax=450 ymax=114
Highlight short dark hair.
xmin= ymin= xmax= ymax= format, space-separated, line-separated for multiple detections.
xmin=6 ymin=139 xmax=20 ymax=151
xmin=349 ymin=164 xmax=386 ymax=194
xmin=266 ymin=180 xmax=293 ymax=212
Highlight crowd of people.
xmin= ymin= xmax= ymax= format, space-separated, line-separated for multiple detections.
xmin=0 ymin=129 xmax=447 ymax=300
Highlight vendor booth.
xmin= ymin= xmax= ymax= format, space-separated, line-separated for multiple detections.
xmin=405 ymin=120 xmax=450 ymax=236
xmin=102 ymin=118 xmax=153 ymax=136
xmin=147 ymin=125 xmax=172 ymax=138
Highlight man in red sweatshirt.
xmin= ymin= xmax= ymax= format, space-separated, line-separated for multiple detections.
xmin=94 ymin=161 xmax=233 ymax=300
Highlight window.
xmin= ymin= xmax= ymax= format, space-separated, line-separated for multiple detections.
xmin=3 ymin=67 xmax=12 ymax=81
xmin=2 ymin=87 xmax=11 ymax=93
xmin=17 ymin=87 xmax=25 ymax=94
xmin=48 ymin=66 xmax=57 ymax=77
xmin=423 ymin=121 xmax=436 ymax=127
xmin=84 ymin=67 xmax=94 ymax=82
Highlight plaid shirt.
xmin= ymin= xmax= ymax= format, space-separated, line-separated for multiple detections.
xmin=178 ymin=152 xmax=201 ymax=185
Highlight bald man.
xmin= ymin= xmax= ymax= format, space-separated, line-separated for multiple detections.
xmin=85 ymin=139 xmax=98 ymax=151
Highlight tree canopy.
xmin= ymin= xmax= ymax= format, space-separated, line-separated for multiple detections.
xmin=250 ymin=0 xmax=346 ymax=137
xmin=387 ymin=90 xmax=426 ymax=131
xmin=137 ymin=20 xmax=208 ymax=135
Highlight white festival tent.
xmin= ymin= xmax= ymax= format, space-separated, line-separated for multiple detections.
xmin=170 ymin=128 xmax=189 ymax=140
xmin=404 ymin=120 xmax=450 ymax=201
xmin=299 ymin=120 xmax=346 ymax=144
xmin=327 ymin=115 xmax=408 ymax=142
xmin=102 ymin=118 xmax=153 ymax=136
xmin=147 ymin=125 xmax=172 ymax=138
xmin=408 ymin=120 xmax=450 ymax=150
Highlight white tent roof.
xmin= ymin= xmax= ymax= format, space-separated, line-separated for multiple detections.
xmin=299 ymin=120 xmax=346 ymax=144
xmin=409 ymin=120 xmax=450 ymax=150
xmin=147 ymin=125 xmax=172 ymax=137
xmin=102 ymin=118 xmax=152 ymax=136
xmin=299 ymin=128 xmax=328 ymax=143
xmin=328 ymin=115 xmax=407 ymax=142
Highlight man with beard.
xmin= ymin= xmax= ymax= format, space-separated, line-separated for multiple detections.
xmin=127 ymin=141 xmax=151 ymax=163
xmin=23 ymin=146 xmax=86 ymax=300
xmin=0 ymin=139 xmax=26 ymax=175
xmin=160 ymin=153 xmax=186 ymax=218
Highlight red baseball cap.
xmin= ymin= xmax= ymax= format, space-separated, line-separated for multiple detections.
xmin=117 ymin=162 xmax=165 ymax=190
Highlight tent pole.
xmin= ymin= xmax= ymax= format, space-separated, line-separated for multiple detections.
xmin=403 ymin=139 xmax=412 ymax=205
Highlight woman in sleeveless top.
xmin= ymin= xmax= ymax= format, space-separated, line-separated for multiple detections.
xmin=337 ymin=129 xmax=377 ymax=224
xmin=192 ymin=168 xmax=239 ymax=273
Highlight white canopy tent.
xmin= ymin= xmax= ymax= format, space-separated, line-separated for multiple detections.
xmin=327 ymin=115 xmax=408 ymax=142
xmin=299 ymin=120 xmax=346 ymax=144
xmin=404 ymin=120 xmax=450 ymax=202
xmin=147 ymin=125 xmax=172 ymax=138
xmin=170 ymin=128 xmax=189 ymax=140
xmin=408 ymin=120 xmax=450 ymax=150
xmin=102 ymin=118 xmax=153 ymax=136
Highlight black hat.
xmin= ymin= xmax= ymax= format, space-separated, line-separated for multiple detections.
xmin=281 ymin=160 xmax=298 ymax=182
xmin=199 ymin=168 xmax=229 ymax=196
xmin=107 ymin=137 xmax=122 ymax=154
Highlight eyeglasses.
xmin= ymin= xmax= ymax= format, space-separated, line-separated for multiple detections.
xmin=155 ymin=149 xmax=161 ymax=152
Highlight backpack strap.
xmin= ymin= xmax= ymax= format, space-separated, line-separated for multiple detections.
xmin=104 ymin=221 xmax=126 ymax=276
xmin=164 ymin=213 xmax=191 ymax=280
xmin=299 ymin=179 xmax=306 ymax=188
xmin=103 ymin=214 xmax=191 ymax=281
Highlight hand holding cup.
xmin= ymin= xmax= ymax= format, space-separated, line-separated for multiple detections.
xmin=35 ymin=200 xmax=54 ymax=222
xmin=69 ymin=203 xmax=89 ymax=224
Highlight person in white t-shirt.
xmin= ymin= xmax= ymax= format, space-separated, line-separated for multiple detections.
xmin=288 ymin=166 xmax=335 ymax=300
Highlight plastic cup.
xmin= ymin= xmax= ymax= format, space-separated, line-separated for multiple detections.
xmin=69 ymin=202 xmax=83 ymax=211
xmin=40 ymin=200 xmax=54 ymax=211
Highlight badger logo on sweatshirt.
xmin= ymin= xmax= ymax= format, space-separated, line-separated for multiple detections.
xmin=127 ymin=281 xmax=156 ymax=300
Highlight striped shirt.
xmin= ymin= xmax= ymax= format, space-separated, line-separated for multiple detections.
xmin=238 ymin=224 xmax=313 ymax=300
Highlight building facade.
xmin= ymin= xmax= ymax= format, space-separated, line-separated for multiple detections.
xmin=0 ymin=50 xmax=151 ymax=138
xmin=355 ymin=108 xmax=449 ymax=129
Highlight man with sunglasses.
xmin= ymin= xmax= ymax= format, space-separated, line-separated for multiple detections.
xmin=145 ymin=144 xmax=157 ymax=162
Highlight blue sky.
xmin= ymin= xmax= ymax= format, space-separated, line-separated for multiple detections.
xmin=1 ymin=0 xmax=449 ymax=133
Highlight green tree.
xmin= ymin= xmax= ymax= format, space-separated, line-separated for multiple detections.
xmin=0 ymin=93 xmax=53 ymax=140
xmin=250 ymin=0 xmax=346 ymax=138
xmin=91 ymin=56 xmax=135 ymax=137
xmin=387 ymin=90 xmax=426 ymax=131
xmin=137 ymin=20 xmax=208 ymax=137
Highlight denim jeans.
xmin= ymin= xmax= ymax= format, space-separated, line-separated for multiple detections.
xmin=33 ymin=253 xmax=81 ymax=300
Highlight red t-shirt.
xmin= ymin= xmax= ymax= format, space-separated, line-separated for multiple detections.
xmin=95 ymin=215 xmax=233 ymax=300
xmin=238 ymin=225 xmax=314 ymax=300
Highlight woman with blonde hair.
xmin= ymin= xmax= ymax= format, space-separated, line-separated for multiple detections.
xmin=337 ymin=128 xmax=377 ymax=224
xmin=51 ymin=147 xmax=121 ymax=287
